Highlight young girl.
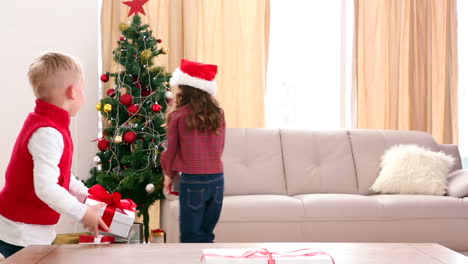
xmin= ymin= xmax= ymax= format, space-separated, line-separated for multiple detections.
xmin=161 ymin=59 xmax=225 ymax=243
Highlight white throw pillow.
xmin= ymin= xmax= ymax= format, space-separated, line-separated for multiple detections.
xmin=370 ymin=144 xmax=455 ymax=195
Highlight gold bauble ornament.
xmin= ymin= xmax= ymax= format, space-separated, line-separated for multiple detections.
xmin=114 ymin=135 xmax=123 ymax=144
xmin=160 ymin=46 xmax=169 ymax=55
xmin=104 ymin=104 xmax=112 ymax=113
xmin=96 ymin=102 xmax=102 ymax=111
xmin=141 ymin=49 xmax=152 ymax=60
xmin=119 ymin=22 xmax=130 ymax=32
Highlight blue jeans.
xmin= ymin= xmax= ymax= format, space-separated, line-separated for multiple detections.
xmin=179 ymin=173 xmax=224 ymax=243
xmin=0 ymin=240 xmax=23 ymax=259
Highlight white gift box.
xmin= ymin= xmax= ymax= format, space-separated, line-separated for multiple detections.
xmin=201 ymin=248 xmax=334 ymax=264
xmin=85 ymin=197 xmax=135 ymax=238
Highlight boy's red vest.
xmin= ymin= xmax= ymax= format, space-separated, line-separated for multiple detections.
xmin=0 ymin=100 xmax=73 ymax=225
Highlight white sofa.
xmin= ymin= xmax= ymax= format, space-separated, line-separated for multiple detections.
xmin=161 ymin=128 xmax=468 ymax=253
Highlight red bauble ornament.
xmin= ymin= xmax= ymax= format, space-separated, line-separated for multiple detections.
xmin=120 ymin=36 xmax=126 ymax=41
xmin=135 ymin=81 xmax=142 ymax=89
xmin=152 ymin=104 xmax=162 ymax=112
xmin=123 ymin=131 xmax=137 ymax=144
xmin=128 ymin=104 xmax=140 ymax=114
xmin=141 ymin=89 xmax=150 ymax=96
xmin=107 ymin=89 xmax=116 ymax=97
xmin=132 ymin=75 xmax=138 ymax=82
xmin=157 ymin=39 xmax=162 ymax=43
xmin=97 ymin=139 xmax=110 ymax=151
xmin=100 ymin=73 xmax=109 ymax=82
xmin=120 ymin=94 xmax=133 ymax=106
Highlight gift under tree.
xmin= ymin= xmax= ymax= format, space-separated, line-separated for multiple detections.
xmin=85 ymin=0 xmax=172 ymax=242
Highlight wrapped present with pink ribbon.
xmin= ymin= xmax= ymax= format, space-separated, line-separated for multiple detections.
xmin=201 ymin=248 xmax=335 ymax=264
xmin=85 ymin=184 xmax=137 ymax=237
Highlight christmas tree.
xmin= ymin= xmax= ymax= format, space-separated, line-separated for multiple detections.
xmin=85 ymin=3 xmax=172 ymax=242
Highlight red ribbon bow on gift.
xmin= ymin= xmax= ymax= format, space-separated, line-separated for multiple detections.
xmin=201 ymin=248 xmax=335 ymax=264
xmin=88 ymin=185 xmax=137 ymax=230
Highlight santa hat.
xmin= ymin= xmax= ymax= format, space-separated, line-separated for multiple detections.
xmin=169 ymin=59 xmax=218 ymax=96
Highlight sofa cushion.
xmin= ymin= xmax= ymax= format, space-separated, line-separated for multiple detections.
xmin=281 ymin=130 xmax=358 ymax=196
xmin=162 ymin=195 xmax=304 ymax=222
xmin=219 ymin=195 xmax=304 ymax=222
xmin=374 ymin=194 xmax=468 ymax=219
xmin=349 ymin=129 xmax=440 ymax=195
xmin=294 ymin=194 xmax=468 ymax=221
xmin=222 ymin=128 xmax=287 ymax=196
xmin=370 ymin=144 xmax=454 ymax=195
xmin=294 ymin=194 xmax=382 ymax=220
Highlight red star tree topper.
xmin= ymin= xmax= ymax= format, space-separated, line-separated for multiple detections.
xmin=123 ymin=0 xmax=149 ymax=16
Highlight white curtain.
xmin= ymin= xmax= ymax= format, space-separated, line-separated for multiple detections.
xmin=458 ymin=0 xmax=468 ymax=168
xmin=266 ymin=0 xmax=354 ymax=129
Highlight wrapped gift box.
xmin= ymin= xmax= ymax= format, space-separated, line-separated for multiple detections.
xmin=54 ymin=233 xmax=92 ymax=244
xmin=85 ymin=185 xmax=136 ymax=238
xmin=151 ymin=228 xmax=166 ymax=243
xmin=201 ymin=248 xmax=335 ymax=264
xmin=79 ymin=235 xmax=115 ymax=244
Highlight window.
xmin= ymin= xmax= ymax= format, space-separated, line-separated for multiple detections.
xmin=266 ymin=0 xmax=354 ymax=129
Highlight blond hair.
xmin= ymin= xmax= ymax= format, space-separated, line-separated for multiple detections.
xmin=28 ymin=52 xmax=82 ymax=99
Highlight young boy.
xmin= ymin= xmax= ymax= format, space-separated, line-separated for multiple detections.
xmin=0 ymin=52 xmax=109 ymax=258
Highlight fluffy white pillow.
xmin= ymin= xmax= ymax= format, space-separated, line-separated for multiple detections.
xmin=370 ymin=144 xmax=455 ymax=195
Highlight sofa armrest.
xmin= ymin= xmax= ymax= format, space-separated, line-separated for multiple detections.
xmin=439 ymin=144 xmax=462 ymax=171
xmin=447 ymin=170 xmax=468 ymax=198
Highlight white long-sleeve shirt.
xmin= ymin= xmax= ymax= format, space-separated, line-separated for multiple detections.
xmin=0 ymin=127 xmax=89 ymax=247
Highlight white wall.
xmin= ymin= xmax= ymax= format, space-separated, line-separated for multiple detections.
xmin=0 ymin=1 xmax=99 ymax=232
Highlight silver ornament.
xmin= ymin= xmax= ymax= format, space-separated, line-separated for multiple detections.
xmin=145 ymin=183 xmax=155 ymax=194
xmin=165 ymin=91 xmax=174 ymax=100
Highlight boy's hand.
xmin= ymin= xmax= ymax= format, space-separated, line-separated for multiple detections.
xmin=82 ymin=203 xmax=110 ymax=236
xmin=164 ymin=175 xmax=172 ymax=192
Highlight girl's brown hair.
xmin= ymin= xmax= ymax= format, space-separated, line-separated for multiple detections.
xmin=164 ymin=85 xmax=224 ymax=133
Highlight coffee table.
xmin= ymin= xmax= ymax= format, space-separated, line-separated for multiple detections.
xmin=4 ymin=243 xmax=467 ymax=263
